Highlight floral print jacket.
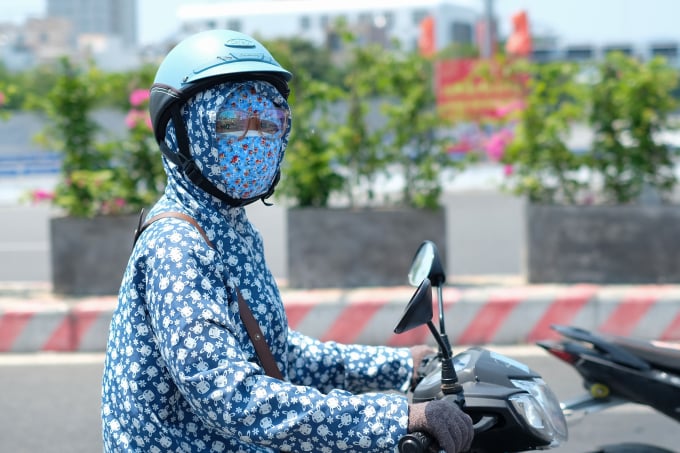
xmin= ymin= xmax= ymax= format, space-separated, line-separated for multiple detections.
xmin=101 ymin=102 xmax=413 ymax=451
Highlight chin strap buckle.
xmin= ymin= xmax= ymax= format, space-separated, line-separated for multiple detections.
xmin=180 ymin=159 xmax=202 ymax=180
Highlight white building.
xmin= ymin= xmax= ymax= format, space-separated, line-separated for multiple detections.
xmin=47 ymin=0 xmax=138 ymax=47
xmin=176 ymin=0 xmax=481 ymax=53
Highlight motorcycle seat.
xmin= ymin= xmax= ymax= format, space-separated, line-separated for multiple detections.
xmin=609 ymin=336 xmax=680 ymax=375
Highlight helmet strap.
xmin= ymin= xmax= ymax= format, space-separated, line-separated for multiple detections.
xmin=161 ymin=106 xmax=279 ymax=207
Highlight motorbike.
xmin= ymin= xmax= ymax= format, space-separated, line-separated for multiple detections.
xmin=396 ymin=240 xmax=568 ymax=453
xmin=538 ymin=324 xmax=680 ymax=453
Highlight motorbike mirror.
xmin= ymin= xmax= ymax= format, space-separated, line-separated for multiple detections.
xmin=394 ymin=278 xmax=433 ymax=334
xmin=407 ymin=241 xmax=446 ymax=288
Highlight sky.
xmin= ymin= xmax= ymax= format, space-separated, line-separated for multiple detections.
xmin=4 ymin=0 xmax=680 ymax=46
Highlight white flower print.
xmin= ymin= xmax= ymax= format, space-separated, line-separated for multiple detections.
xmin=169 ymin=247 xmax=183 ymax=263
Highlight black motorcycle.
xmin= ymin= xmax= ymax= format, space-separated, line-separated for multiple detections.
xmin=396 ymin=240 xmax=568 ymax=453
xmin=538 ymin=324 xmax=680 ymax=453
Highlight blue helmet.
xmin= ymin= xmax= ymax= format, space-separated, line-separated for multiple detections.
xmin=148 ymin=29 xmax=293 ymax=207
xmin=149 ymin=29 xmax=292 ymax=144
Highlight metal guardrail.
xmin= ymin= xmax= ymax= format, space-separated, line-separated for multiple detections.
xmin=0 ymin=152 xmax=61 ymax=177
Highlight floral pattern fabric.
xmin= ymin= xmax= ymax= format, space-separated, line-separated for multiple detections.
xmin=101 ymin=81 xmax=412 ymax=452
xmin=214 ymin=82 xmax=288 ymax=200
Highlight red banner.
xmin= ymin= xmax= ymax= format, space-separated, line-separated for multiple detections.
xmin=435 ymin=58 xmax=525 ymax=122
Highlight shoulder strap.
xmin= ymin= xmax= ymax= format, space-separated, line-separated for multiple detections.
xmin=134 ymin=210 xmax=214 ymax=248
xmin=235 ymin=289 xmax=284 ymax=380
xmin=134 ymin=209 xmax=283 ymax=380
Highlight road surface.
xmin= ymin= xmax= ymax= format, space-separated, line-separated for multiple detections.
xmin=0 ymin=346 xmax=677 ymax=452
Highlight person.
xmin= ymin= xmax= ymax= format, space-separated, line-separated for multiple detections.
xmin=101 ymin=29 xmax=474 ymax=453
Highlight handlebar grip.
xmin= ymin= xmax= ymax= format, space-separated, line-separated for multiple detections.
xmin=398 ymin=431 xmax=432 ymax=453
xmin=399 ymin=415 xmax=496 ymax=452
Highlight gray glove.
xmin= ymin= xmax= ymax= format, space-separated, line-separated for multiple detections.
xmin=408 ymin=399 xmax=474 ymax=453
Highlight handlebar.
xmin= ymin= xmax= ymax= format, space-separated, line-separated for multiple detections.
xmin=399 ymin=432 xmax=432 ymax=453
xmin=398 ymin=416 xmax=497 ymax=453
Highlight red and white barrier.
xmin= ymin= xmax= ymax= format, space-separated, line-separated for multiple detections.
xmin=2 ymin=285 xmax=680 ymax=352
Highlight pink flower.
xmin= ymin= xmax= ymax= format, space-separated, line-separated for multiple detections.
xmin=503 ymin=164 xmax=514 ymax=176
xmin=125 ymin=109 xmax=151 ymax=130
xmin=0 ymin=91 xmax=5 ymax=106
xmin=32 ymin=189 xmax=54 ymax=203
xmin=484 ymin=129 xmax=514 ymax=161
xmin=124 ymin=110 xmax=138 ymax=128
xmin=129 ymin=89 xmax=150 ymax=107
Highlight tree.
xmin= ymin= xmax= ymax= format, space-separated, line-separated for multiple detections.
xmin=263 ymin=37 xmax=346 ymax=207
xmin=502 ymin=60 xmax=588 ymax=204
xmin=503 ymin=53 xmax=679 ymax=205
xmin=268 ymin=31 xmax=467 ymax=208
xmin=30 ymin=59 xmax=165 ymax=217
xmin=378 ymin=43 xmax=463 ymax=209
xmin=589 ymin=53 xmax=678 ymax=203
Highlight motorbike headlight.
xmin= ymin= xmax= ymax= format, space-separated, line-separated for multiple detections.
xmin=510 ymin=378 xmax=568 ymax=447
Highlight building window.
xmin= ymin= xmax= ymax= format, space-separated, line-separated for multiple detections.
xmin=650 ymin=43 xmax=678 ymax=59
xmin=450 ymin=21 xmax=472 ymax=44
xmin=226 ymin=19 xmax=241 ymax=31
xmin=327 ymin=30 xmax=342 ymax=52
xmin=412 ymin=9 xmax=428 ymax=25
xmin=358 ymin=13 xmax=372 ymax=25
xmin=300 ymin=15 xmax=311 ymax=30
xmin=603 ymin=44 xmax=633 ymax=56
xmin=565 ymin=46 xmax=594 ymax=61
xmin=531 ymin=48 xmax=555 ymax=63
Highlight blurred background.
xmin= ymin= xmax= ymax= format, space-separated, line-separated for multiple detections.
xmin=2 ymin=0 xmax=680 ymax=285
xmin=5 ymin=0 xmax=680 ymax=64
xmin=2 ymin=4 xmax=680 ymax=452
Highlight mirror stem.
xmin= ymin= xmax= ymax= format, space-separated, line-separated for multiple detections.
xmin=426 ymin=321 xmax=463 ymax=396
xmin=426 ymin=321 xmax=449 ymax=358
xmin=436 ymin=286 xmax=452 ymax=354
xmin=437 ymin=286 xmax=445 ymax=334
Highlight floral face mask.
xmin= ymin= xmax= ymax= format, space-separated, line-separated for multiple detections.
xmin=214 ymin=82 xmax=289 ymax=200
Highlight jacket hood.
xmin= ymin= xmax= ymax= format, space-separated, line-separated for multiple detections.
xmin=160 ymin=80 xmax=291 ymax=215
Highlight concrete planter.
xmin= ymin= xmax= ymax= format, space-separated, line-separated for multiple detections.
xmin=526 ymin=204 xmax=680 ymax=284
xmin=50 ymin=214 xmax=138 ymax=295
xmin=287 ymin=207 xmax=446 ymax=288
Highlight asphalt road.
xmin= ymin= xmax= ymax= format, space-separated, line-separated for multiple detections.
xmin=0 ymin=346 xmax=677 ymax=453
xmin=0 ymin=354 xmax=103 ymax=453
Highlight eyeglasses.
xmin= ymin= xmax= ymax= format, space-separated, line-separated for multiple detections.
xmin=216 ymin=108 xmax=289 ymax=140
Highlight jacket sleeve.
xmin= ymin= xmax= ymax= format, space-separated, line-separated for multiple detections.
xmin=286 ymin=329 xmax=413 ymax=394
xmin=142 ymin=221 xmax=410 ymax=452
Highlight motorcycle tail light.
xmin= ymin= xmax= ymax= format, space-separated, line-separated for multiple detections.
xmin=546 ymin=348 xmax=579 ymax=365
